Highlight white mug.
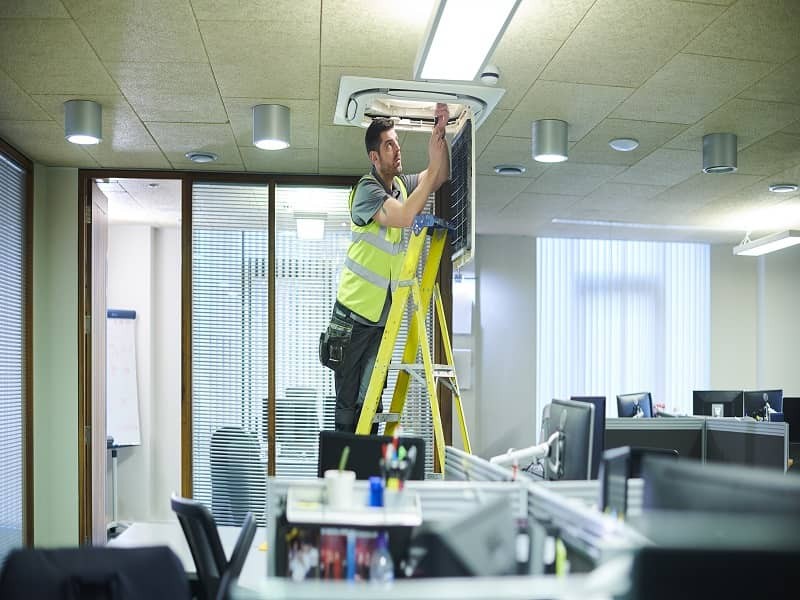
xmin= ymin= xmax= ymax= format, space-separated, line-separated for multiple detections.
xmin=324 ymin=469 xmax=356 ymax=509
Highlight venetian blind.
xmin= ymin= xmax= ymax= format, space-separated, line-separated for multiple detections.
xmin=191 ymin=183 xmax=269 ymax=524
xmin=0 ymin=153 xmax=25 ymax=560
xmin=274 ymin=185 xmax=435 ymax=478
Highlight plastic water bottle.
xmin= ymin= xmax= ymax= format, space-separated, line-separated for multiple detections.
xmin=369 ymin=531 xmax=394 ymax=583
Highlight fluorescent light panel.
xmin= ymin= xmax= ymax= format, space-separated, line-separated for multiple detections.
xmin=550 ymin=218 xmax=726 ymax=232
xmin=296 ymin=217 xmax=325 ymax=241
xmin=414 ymin=0 xmax=521 ymax=81
xmin=733 ymin=230 xmax=800 ymax=256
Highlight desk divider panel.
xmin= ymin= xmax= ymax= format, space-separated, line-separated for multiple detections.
xmin=444 ymin=446 xmax=515 ymax=482
xmin=704 ymin=420 xmax=788 ymax=471
xmin=605 ymin=417 xmax=705 ymax=461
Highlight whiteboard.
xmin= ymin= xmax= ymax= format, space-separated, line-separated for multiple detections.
xmin=107 ymin=310 xmax=141 ymax=447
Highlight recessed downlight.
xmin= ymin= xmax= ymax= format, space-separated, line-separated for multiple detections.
xmin=769 ymin=183 xmax=798 ymax=193
xmin=185 ymin=151 xmax=218 ymax=163
xmin=493 ymin=164 xmax=526 ymax=175
xmin=608 ymin=137 xmax=639 ymax=152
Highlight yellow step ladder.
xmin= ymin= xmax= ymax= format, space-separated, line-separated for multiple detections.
xmin=355 ymin=215 xmax=472 ymax=471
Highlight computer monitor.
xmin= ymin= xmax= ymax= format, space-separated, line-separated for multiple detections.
xmin=692 ymin=390 xmax=744 ymax=418
xmin=616 ymin=392 xmax=653 ymax=418
xmin=784 ymin=397 xmax=800 ymax=444
xmin=570 ymin=396 xmax=606 ymax=479
xmin=545 ymin=398 xmax=594 ymax=481
xmin=642 ymin=455 xmax=800 ymax=515
xmin=743 ymin=389 xmax=783 ymax=420
xmin=317 ymin=430 xmax=425 ymax=480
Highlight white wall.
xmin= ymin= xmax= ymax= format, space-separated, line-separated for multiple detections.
xmin=33 ymin=166 xmax=79 ymax=545
xmin=106 ymin=225 xmax=181 ymax=522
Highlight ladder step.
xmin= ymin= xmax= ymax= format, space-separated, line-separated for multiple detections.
xmin=388 ymin=362 xmax=456 ymax=378
xmin=372 ymin=412 xmax=401 ymax=424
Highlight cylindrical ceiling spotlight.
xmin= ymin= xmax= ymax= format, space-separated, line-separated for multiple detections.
xmin=253 ymin=104 xmax=290 ymax=150
xmin=702 ymin=132 xmax=737 ymax=173
xmin=532 ymin=119 xmax=568 ymax=163
xmin=64 ymin=99 xmax=102 ymax=145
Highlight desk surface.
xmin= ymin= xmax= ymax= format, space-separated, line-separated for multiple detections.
xmin=108 ymin=520 xmax=266 ymax=590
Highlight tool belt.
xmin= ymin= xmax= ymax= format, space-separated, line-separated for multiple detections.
xmin=319 ymin=304 xmax=354 ymax=371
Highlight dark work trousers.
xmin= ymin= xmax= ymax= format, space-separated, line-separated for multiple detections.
xmin=334 ymin=318 xmax=384 ymax=433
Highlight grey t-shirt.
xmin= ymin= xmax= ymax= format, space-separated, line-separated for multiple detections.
xmin=346 ymin=167 xmax=420 ymax=326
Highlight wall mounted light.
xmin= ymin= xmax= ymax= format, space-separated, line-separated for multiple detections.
xmin=733 ymin=230 xmax=800 ymax=256
xmin=413 ymin=0 xmax=521 ymax=81
xmin=253 ymin=104 xmax=290 ymax=150
xmin=532 ymin=119 xmax=568 ymax=163
xmin=64 ymin=99 xmax=102 ymax=145
xmin=703 ymin=133 xmax=737 ymax=173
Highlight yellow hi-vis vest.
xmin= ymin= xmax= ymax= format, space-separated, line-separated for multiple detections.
xmin=336 ymin=174 xmax=408 ymax=322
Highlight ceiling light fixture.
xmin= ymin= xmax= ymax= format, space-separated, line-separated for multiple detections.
xmin=64 ymin=99 xmax=102 ymax=145
xmin=413 ymin=0 xmax=521 ymax=81
xmin=733 ymin=230 xmax=800 ymax=256
xmin=702 ymin=132 xmax=737 ymax=173
xmin=185 ymin=151 xmax=218 ymax=163
xmin=608 ymin=137 xmax=639 ymax=152
xmin=295 ymin=214 xmax=326 ymax=241
xmin=532 ymin=119 xmax=568 ymax=163
xmin=768 ymin=183 xmax=798 ymax=193
xmin=493 ymin=164 xmax=526 ymax=175
xmin=253 ymin=104 xmax=290 ymax=150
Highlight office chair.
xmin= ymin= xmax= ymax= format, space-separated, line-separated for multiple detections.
xmin=317 ymin=430 xmax=426 ymax=480
xmin=210 ymin=426 xmax=265 ymax=526
xmin=171 ymin=495 xmax=257 ymax=600
xmin=616 ymin=392 xmax=654 ymax=418
xmin=0 ymin=545 xmax=190 ymax=600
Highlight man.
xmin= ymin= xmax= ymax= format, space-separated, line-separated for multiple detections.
xmin=325 ymin=104 xmax=450 ymax=433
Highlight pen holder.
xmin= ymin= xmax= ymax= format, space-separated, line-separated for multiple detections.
xmin=324 ymin=469 xmax=356 ymax=509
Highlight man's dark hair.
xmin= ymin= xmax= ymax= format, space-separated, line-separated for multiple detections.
xmin=365 ymin=117 xmax=395 ymax=156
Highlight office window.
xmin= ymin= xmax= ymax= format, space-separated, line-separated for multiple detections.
xmin=536 ymin=238 xmax=709 ymax=420
xmin=191 ymin=183 xmax=269 ymax=523
xmin=0 ymin=153 xmax=26 ymax=560
xmin=274 ymin=185 xmax=435 ymax=478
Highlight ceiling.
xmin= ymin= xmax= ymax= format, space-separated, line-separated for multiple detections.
xmin=1 ymin=0 xmax=800 ymax=243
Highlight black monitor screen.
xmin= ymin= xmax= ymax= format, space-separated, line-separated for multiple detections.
xmin=617 ymin=392 xmax=653 ymax=418
xmin=642 ymin=456 xmax=800 ymax=515
xmin=546 ymin=398 xmax=594 ymax=481
xmin=570 ymin=396 xmax=606 ymax=479
xmin=692 ymin=390 xmax=744 ymax=417
xmin=784 ymin=397 xmax=800 ymax=444
xmin=743 ymin=389 xmax=783 ymax=419
xmin=317 ymin=431 xmax=425 ymax=481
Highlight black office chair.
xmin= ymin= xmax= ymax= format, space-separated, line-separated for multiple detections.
xmin=317 ymin=430 xmax=426 ymax=480
xmin=616 ymin=392 xmax=654 ymax=418
xmin=0 ymin=545 xmax=190 ymax=600
xmin=171 ymin=495 xmax=257 ymax=600
xmin=210 ymin=426 xmax=265 ymax=526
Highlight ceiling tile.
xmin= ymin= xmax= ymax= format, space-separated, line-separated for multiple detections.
xmin=146 ymin=122 xmax=240 ymax=167
xmin=523 ymin=162 xmax=625 ymax=196
xmin=0 ymin=72 xmax=51 ymax=121
xmin=665 ymin=97 xmax=800 ymax=151
xmin=541 ymin=0 xmax=722 ymax=87
xmin=0 ymin=119 xmax=97 ymax=167
xmin=0 ymin=0 xmax=69 ymax=18
xmin=684 ymin=0 xmax=800 ymax=64
xmin=739 ymin=56 xmax=800 ymax=106
xmin=501 ymin=192 xmax=582 ymax=225
xmin=318 ymin=125 xmax=370 ymax=173
xmin=224 ymin=98 xmax=318 ymax=149
xmin=475 ymin=108 xmax=510 ymax=156
xmin=105 ymin=62 xmax=227 ymax=123
xmin=241 ymin=147 xmax=318 ymax=174
xmin=784 ymin=120 xmax=800 ymax=136
xmin=64 ymin=0 xmax=205 ymax=63
xmin=614 ymin=148 xmax=700 ymax=186
xmin=736 ymin=132 xmax=800 ymax=176
xmin=568 ymin=119 xmax=686 ymax=166
xmin=477 ymin=136 xmax=548 ymax=178
xmin=651 ymin=172 xmax=763 ymax=212
xmin=192 ymin=0 xmax=320 ymax=22
xmin=321 ymin=0 xmax=432 ymax=70
xmin=612 ymin=53 xmax=775 ymax=124
xmin=499 ymin=80 xmax=632 ymax=141
xmin=476 ymin=175 xmax=531 ymax=213
xmin=570 ymin=181 xmax=667 ymax=213
xmin=491 ymin=34 xmax=562 ymax=111
xmin=0 ymin=19 xmax=119 ymax=94
xmin=503 ymin=0 xmax=595 ymax=42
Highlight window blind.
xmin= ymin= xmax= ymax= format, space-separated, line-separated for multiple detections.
xmin=191 ymin=183 xmax=269 ymax=524
xmin=536 ymin=237 xmax=710 ymax=421
xmin=0 ymin=153 xmax=25 ymax=560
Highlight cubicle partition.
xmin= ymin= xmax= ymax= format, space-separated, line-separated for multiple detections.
xmin=444 ymin=446 xmax=515 ymax=482
xmin=705 ymin=419 xmax=788 ymax=471
xmin=604 ymin=417 xmax=705 ymax=460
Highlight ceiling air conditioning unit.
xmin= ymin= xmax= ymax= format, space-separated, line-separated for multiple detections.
xmin=334 ymin=76 xmax=505 ymax=133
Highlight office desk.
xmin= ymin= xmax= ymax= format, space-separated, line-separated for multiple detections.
xmin=107 ymin=520 xmax=266 ymax=590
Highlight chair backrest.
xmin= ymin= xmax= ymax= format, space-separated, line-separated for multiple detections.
xmin=0 ymin=546 xmax=189 ymax=600
xmin=317 ymin=430 xmax=426 ymax=480
xmin=616 ymin=392 xmax=653 ymax=418
xmin=210 ymin=426 xmax=265 ymax=526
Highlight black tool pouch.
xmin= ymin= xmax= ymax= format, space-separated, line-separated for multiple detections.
xmin=319 ymin=309 xmax=353 ymax=371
